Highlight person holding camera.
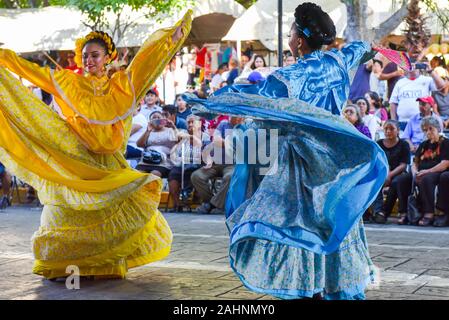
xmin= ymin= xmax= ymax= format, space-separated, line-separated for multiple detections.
xmin=389 ymin=61 xmax=445 ymax=130
xmin=168 ymin=115 xmax=211 ymax=212
xmin=136 ymin=111 xmax=178 ymax=178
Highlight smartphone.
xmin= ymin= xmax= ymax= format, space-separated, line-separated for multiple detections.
xmin=415 ymin=63 xmax=428 ymax=70
xmin=151 ymin=119 xmax=166 ymax=126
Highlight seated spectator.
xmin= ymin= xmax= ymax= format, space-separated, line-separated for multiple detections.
xmin=175 ymin=94 xmax=192 ymax=121
xmin=226 ymin=58 xmax=240 ymax=85
xmin=365 ymin=91 xmax=388 ymax=123
xmin=402 ymin=96 xmax=444 ymax=154
xmin=0 ymin=162 xmax=11 ymax=209
xmin=126 ymin=106 xmax=148 ymax=160
xmin=168 ymin=115 xmax=211 ymax=212
xmin=239 ymin=54 xmax=266 ymax=79
xmin=206 ymin=114 xmax=230 ymax=138
xmin=432 ymin=75 xmax=449 ymax=129
xmin=283 ymin=51 xmax=296 ymax=66
xmin=389 ymin=63 xmax=445 ymax=130
xmin=64 ymin=51 xmax=83 ymax=75
xmin=396 ymin=117 xmax=449 ymax=226
xmin=371 ymin=120 xmax=411 ymax=223
xmin=430 ymin=56 xmax=449 ymax=79
xmin=162 ymin=104 xmax=188 ymax=130
xmin=343 ymin=104 xmax=371 ymax=139
xmin=210 ymin=63 xmax=229 ymax=92
xmin=136 ymin=111 xmax=178 ymax=177
xmin=191 ymin=117 xmax=245 ymax=214
xmin=356 ymin=96 xmax=382 ymax=139
xmin=140 ymin=89 xmax=162 ymax=119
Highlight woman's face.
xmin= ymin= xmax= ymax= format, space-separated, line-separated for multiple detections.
xmin=423 ymin=125 xmax=439 ymax=142
xmin=150 ymin=113 xmax=165 ymax=130
xmin=356 ymin=99 xmax=368 ymax=115
xmin=384 ymin=123 xmax=398 ymax=140
xmin=82 ymin=42 xmax=109 ymax=77
xmin=254 ymin=57 xmax=265 ymax=68
xmin=67 ymin=53 xmax=75 ymax=66
xmin=364 ymin=93 xmax=374 ymax=106
xmin=145 ymin=93 xmax=158 ymax=106
xmin=176 ymin=96 xmax=187 ymax=111
xmin=187 ymin=117 xmax=201 ymax=134
xmin=285 ymin=56 xmax=296 ymax=66
xmin=343 ymin=107 xmax=358 ymax=125
xmin=288 ymin=23 xmax=300 ymax=58
xmin=430 ymin=58 xmax=439 ymax=69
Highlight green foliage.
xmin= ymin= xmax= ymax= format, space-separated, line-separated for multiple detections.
xmin=422 ymin=0 xmax=449 ymax=32
xmin=234 ymin=0 xmax=257 ymax=9
xmin=0 ymin=0 xmax=55 ymax=8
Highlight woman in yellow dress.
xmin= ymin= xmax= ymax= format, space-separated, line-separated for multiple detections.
xmin=0 ymin=11 xmax=192 ymax=280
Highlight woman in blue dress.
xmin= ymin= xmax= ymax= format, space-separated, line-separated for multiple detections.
xmin=187 ymin=2 xmax=388 ymax=300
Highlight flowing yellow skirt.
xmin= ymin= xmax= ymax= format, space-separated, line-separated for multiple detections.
xmin=0 ymin=67 xmax=172 ymax=279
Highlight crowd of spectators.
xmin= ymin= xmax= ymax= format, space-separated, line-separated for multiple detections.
xmin=346 ymin=43 xmax=449 ymax=227
xmin=0 ymin=44 xmax=448 ymax=226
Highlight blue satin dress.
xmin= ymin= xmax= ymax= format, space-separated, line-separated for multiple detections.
xmin=186 ymin=41 xmax=388 ymax=300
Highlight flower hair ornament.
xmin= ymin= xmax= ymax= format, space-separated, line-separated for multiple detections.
xmin=74 ymin=31 xmax=118 ymax=68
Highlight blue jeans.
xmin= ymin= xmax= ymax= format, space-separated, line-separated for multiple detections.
xmin=399 ymin=121 xmax=408 ymax=131
xmin=125 ymin=145 xmax=142 ymax=159
xmin=0 ymin=162 xmax=5 ymax=175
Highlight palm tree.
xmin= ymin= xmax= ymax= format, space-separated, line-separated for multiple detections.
xmin=403 ymin=0 xmax=431 ymax=59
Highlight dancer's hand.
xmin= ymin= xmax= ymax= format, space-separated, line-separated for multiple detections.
xmin=172 ymin=21 xmax=186 ymax=43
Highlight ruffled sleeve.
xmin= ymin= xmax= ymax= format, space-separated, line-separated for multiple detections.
xmin=0 ymin=48 xmax=62 ymax=98
xmin=213 ymin=73 xmax=289 ymax=99
xmin=339 ymin=41 xmax=371 ymax=71
xmin=126 ymin=10 xmax=193 ymax=102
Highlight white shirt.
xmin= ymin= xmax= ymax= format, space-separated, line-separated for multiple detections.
xmin=128 ymin=113 xmax=148 ymax=149
xmin=210 ymin=73 xmax=224 ymax=90
xmin=140 ymin=104 xmax=162 ymax=120
xmin=363 ymin=114 xmax=382 ymax=141
xmin=389 ymin=76 xmax=437 ymax=122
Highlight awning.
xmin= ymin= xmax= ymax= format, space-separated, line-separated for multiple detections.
xmin=0 ymin=0 xmax=245 ymax=53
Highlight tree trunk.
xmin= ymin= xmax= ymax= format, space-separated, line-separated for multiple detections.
xmin=343 ymin=0 xmax=369 ymax=42
xmin=341 ymin=0 xmax=409 ymax=43
xmin=3 ymin=0 xmax=16 ymax=8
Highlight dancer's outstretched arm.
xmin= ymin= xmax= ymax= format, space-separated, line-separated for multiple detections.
xmin=126 ymin=10 xmax=192 ymax=102
xmin=339 ymin=41 xmax=372 ymax=70
xmin=0 ymin=48 xmax=59 ymax=97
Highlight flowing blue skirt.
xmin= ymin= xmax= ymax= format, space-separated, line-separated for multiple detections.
xmin=187 ymin=92 xmax=388 ymax=300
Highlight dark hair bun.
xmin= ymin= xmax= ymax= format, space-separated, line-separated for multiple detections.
xmin=294 ymin=2 xmax=336 ymax=49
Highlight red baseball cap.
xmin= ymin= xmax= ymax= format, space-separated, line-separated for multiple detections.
xmin=416 ymin=96 xmax=435 ymax=106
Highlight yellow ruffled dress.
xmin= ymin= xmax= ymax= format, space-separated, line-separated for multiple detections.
xmin=0 ymin=11 xmax=192 ymax=279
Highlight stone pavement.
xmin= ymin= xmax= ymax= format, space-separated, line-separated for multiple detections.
xmin=0 ymin=206 xmax=449 ymax=300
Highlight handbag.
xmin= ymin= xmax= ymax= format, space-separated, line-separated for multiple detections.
xmin=142 ymin=149 xmax=162 ymax=165
xmin=407 ymin=178 xmax=422 ymax=225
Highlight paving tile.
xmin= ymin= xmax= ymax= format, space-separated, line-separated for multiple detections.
xmin=413 ymin=286 xmax=449 ymax=297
